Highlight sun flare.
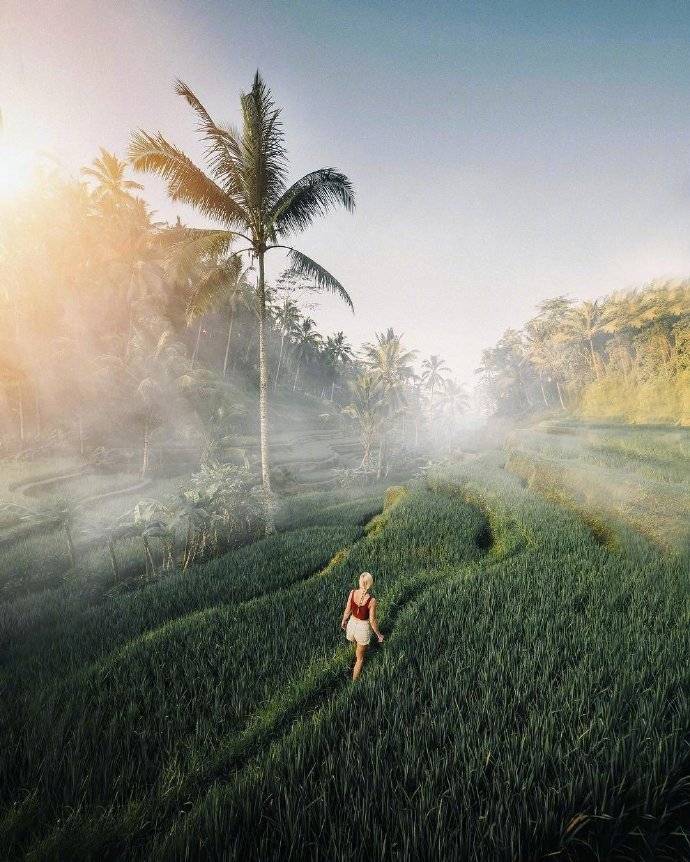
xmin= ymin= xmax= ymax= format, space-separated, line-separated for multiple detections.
xmin=0 ymin=143 xmax=33 ymax=198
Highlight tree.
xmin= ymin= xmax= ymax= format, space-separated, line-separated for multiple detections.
xmin=562 ymin=300 xmax=604 ymax=380
xmin=81 ymin=148 xmax=143 ymax=208
xmin=130 ymin=73 xmax=355 ymax=532
xmin=343 ymin=373 xmax=384 ymax=471
xmin=183 ymin=252 xmax=252 ymax=378
xmin=324 ymin=331 xmax=354 ymax=400
xmin=291 ymin=317 xmax=322 ymax=391
xmin=273 ymin=297 xmax=301 ymax=390
xmin=362 ymin=329 xmax=416 ymax=476
xmin=421 ymin=354 xmax=450 ymax=409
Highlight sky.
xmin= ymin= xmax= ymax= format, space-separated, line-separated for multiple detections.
xmin=3 ymin=0 xmax=690 ymax=388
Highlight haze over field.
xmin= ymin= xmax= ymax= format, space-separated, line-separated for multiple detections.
xmin=4 ymin=0 xmax=690 ymax=384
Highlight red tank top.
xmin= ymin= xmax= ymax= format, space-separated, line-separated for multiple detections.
xmin=349 ymin=591 xmax=372 ymax=621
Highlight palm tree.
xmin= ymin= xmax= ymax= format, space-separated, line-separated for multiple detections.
xmin=562 ymin=300 xmax=604 ymax=380
xmin=129 ymin=73 xmax=355 ymax=532
xmin=101 ymin=197 xmax=165 ymax=359
xmin=363 ymin=329 xmax=416 ymax=393
xmin=343 ymin=373 xmax=384 ymax=470
xmin=523 ymin=319 xmax=553 ymax=407
xmin=421 ymin=354 xmax=450 ymax=409
xmin=291 ymin=317 xmax=322 ymax=391
xmin=81 ymin=148 xmax=143 ymax=207
xmin=184 ymin=253 xmax=253 ymax=377
xmin=362 ymin=329 xmax=416 ymax=476
xmin=273 ymin=297 xmax=301 ymax=390
xmin=324 ymin=331 xmax=354 ymax=400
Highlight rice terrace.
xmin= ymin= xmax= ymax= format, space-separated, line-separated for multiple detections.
xmin=1 ymin=3 xmax=689 ymax=861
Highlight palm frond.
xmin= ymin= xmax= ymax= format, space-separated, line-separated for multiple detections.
xmin=157 ymin=227 xmax=235 ymax=265
xmin=270 ymin=168 xmax=355 ymax=236
xmin=186 ymin=258 xmax=244 ymax=321
xmin=129 ymin=131 xmax=248 ymax=227
xmin=174 ymin=80 xmax=244 ymax=194
xmin=239 ymin=72 xmax=287 ymax=215
xmin=284 ymin=248 xmax=353 ymax=311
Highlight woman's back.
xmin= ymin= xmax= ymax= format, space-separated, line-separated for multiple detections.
xmin=349 ymin=588 xmax=371 ymax=620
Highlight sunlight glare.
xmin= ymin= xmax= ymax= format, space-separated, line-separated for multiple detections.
xmin=0 ymin=143 xmax=33 ymax=199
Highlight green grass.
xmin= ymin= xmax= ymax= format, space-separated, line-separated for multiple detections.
xmin=1 ymin=486 xmax=488 ymax=858
xmin=504 ymin=424 xmax=690 ymax=557
xmin=1 ymin=431 xmax=688 ymax=861
xmin=146 ymin=459 xmax=688 ymax=862
xmin=274 ymin=486 xmax=389 ymax=531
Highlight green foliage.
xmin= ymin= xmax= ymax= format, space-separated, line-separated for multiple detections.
xmin=478 ymin=280 xmax=690 ymax=425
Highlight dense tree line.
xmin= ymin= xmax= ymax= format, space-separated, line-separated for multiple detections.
xmin=0 ymin=156 xmax=356 ymax=460
xmin=477 ymin=282 xmax=689 ymax=425
xmin=0 ymin=85 xmax=468 ymax=504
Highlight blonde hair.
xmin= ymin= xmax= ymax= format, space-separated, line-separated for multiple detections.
xmin=359 ymin=572 xmax=373 ymax=591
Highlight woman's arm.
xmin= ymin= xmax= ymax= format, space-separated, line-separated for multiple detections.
xmin=369 ymin=599 xmax=384 ymax=642
xmin=341 ymin=591 xmax=353 ymax=630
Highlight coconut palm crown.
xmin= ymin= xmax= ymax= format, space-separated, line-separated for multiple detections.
xmin=129 ymin=72 xmax=356 ymax=531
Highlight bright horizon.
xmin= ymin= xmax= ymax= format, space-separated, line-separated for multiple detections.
xmin=3 ymin=0 xmax=690 ymax=386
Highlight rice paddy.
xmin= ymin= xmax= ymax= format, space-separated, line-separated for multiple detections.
xmin=0 ymin=426 xmax=688 ymax=860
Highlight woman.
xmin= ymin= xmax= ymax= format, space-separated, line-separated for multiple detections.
xmin=340 ymin=572 xmax=384 ymax=680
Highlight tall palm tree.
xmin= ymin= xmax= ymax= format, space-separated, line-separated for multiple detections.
xmin=184 ymin=253 xmax=252 ymax=378
xmin=273 ymin=297 xmax=301 ymax=390
xmin=362 ymin=329 xmax=416 ymax=476
xmin=421 ymin=354 xmax=450 ymax=408
xmin=562 ymin=300 xmax=604 ymax=380
xmin=363 ymin=329 xmax=416 ymax=394
xmin=324 ymin=331 xmax=354 ymax=400
xmin=343 ymin=373 xmax=384 ymax=470
xmin=81 ymin=148 xmax=143 ymax=206
xmin=129 ymin=73 xmax=355 ymax=531
xmin=523 ymin=319 xmax=553 ymax=407
xmin=291 ymin=317 xmax=322 ymax=391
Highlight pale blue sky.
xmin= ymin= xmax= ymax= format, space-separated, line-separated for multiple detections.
xmin=3 ymin=1 xmax=690 ymax=385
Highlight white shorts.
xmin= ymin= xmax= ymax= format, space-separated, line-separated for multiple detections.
xmin=346 ymin=616 xmax=372 ymax=646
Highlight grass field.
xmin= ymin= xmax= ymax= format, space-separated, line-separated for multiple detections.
xmin=0 ymin=424 xmax=688 ymax=860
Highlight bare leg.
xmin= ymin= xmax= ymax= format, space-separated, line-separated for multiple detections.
xmin=353 ymin=643 xmax=367 ymax=680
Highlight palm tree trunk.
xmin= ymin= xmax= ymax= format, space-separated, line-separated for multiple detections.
xmin=257 ymin=252 xmax=275 ymax=534
xmin=222 ymin=311 xmax=235 ymax=379
xmin=293 ymin=361 xmax=300 ymax=392
xmin=330 ymin=380 xmax=335 ymax=401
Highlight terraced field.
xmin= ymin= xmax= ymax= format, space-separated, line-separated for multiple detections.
xmin=1 ymin=424 xmax=687 ymax=861
xmin=0 ymin=426 xmax=366 ymax=600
